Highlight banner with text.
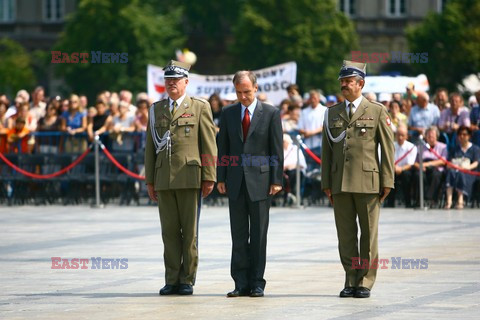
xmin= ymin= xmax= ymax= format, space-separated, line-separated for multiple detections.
xmin=147 ymin=61 xmax=297 ymax=106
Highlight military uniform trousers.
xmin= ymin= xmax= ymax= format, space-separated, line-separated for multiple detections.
xmin=157 ymin=188 xmax=200 ymax=286
xmin=332 ymin=192 xmax=380 ymax=290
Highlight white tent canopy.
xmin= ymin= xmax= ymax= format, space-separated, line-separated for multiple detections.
xmin=363 ymin=74 xmax=429 ymax=93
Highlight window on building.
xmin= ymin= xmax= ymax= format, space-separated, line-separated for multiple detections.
xmin=0 ymin=0 xmax=15 ymax=22
xmin=339 ymin=0 xmax=356 ymax=17
xmin=387 ymin=0 xmax=406 ymax=17
xmin=43 ymin=0 xmax=65 ymax=22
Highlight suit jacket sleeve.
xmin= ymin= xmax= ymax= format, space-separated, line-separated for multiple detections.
xmin=378 ymin=107 xmax=395 ymax=189
xmin=321 ymin=121 xmax=332 ymax=190
xmin=216 ymin=108 xmax=228 ymax=183
xmin=144 ymin=107 xmax=156 ymax=185
xmin=199 ymin=100 xmax=217 ymax=182
xmin=270 ymin=107 xmax=284 ymax=186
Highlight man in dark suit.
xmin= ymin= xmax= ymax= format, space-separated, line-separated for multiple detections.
xmin=217 ymin=71 xmax=283 ymax=298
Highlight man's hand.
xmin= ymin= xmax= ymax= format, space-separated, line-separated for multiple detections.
xmin=323 ymin=188 xmax=333 ymax=205
xmin=147 ymin=183 xmax=157 ymax=202
xmin=395 ymin=165 xmax=402 ymax=175
xmin=217 ymin=182 xmax=227 ymax=194
xmin=201 ymin=181 xmax=215 ymax=198
xmin=269 ymin=184 xmax=283 ymax=195
xmin=379 ymin=187 xmax=392 ymax=204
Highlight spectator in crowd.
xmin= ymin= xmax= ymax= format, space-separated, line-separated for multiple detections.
xmin=97 ymin=90 xmax=111 ymax=106
xmin=282 ymin=104 xmax=301 ymax=133
xmin=8 ymin=102 xmax=36 ymax=132
xmin=386 ymin=124 xmax=417 ymax=208
xmin=389 ymin=100 xmax=408 ymax=133
xmin=444 ymin=126 xmax=480 ymax=209
xmin=16 ymin=89 xmax=30 ymax=105
xmin=378 ymin=93 xmax=392 ymax=109
xmin=470 ymin=90 xmax=480 ymax=145
xmin=468 ymin=95 xmax=477 ymax=109
xmin=109 ymin=101 xmax=136 ymax=152
xmin=325 ymin=95 xmax=337 ymax=107
xmin=438 ymin=93 xmax=470 ymax=140
xmin=120 ymin=89 xmax=137 ymax=116
xmin=79 ymin=95 xmax=88 ymax=112
xmin=257 ymin=92 xmax=273 ymax=106
xmin=30 ymin=86 xmax=46 ymax=123
xmin=136 ymin=92 xmax=149 ymax=105
xmin=0 ymin=100 xmax=8 ymax=128
xmin=134 ymin=99 xmax=149 ymax=132
xmin=6 ymin=117 xmax=31 ymax=153
xmin=298 ymin=89 xmax=326 ymax=170
xmin=412 ymin=126 xmax=447 ymax=208
xmin=403 ymin=83 xmax=417 ymax=115
xmin=335 ymin=93 xmax=345 ymax=104
xmin=60 ymin=98 xmax=70 ymax=114
xmin=278 ymin=99 xmax=292 ymax=118
xmin=5 ymin=96 xmax=24 ymax=119
xmin=87 ymin=106 xmax=97 ymax=123
xmin=87 ymin=101 xmax=112 ymax=149
xmin=37 ymin=100 xmax=63 ymax=153
xmin=108 ymin=95 xmax=121 ymax=119
xmin=0 ymin=94 xmax=9 ymax=107
xmin=283 ymin=134 xmax=306 ymax=206
xmin=364 ymin=92 xmax=377 ymax=102
xmin=286 ymin=84 xmax=303 ymax=108
xmin=434 ymin=88 xmax=450 ymax=112
xmin=392 ymin=92 xmax=402 ymax=102
xmin=208 ymin=93 xmax=223 ymax=129
xmin=61 ymin=94 xmax=87 ymax=153
xmin=408 ymin=91 xmax=440 ymax=142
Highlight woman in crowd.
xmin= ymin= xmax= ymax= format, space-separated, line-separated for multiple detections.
xmin=87 ymin=101 xmax=112 ymax=142
xmin=109 ymin=101 xmax=135 ymax=152
xmin=61 ymin=94 xmax=87 ymax=153
xmin=208 ymin=93 xmax=223 ymax=130
xmin=37 ymin=100 xmax=63 ymax=153
xmin=389 ymin=100 xmax=407 ymax=133
xmin=445 ymin=126 xmax=480 ymax=209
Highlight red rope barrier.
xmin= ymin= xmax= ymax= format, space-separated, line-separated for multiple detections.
xmin=100 ymin=145 xmax=145 ymax=180
xmin=394 ymin=146 xmax=415 ymax=165
xmin=299 ymin=142 xmax=322 ymax=164
xmin=427 ymin=144 xmax=480 ymax=176
xmin=0 ymin=146 xmax=92 ymax=179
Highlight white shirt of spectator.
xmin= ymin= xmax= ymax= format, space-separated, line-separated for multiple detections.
xmin=284 ymin=143 xmax=307 ymax=173
xmin=394 ymin=140 xmax=417 ymax=167
xmin=298 ymin=103 xmax=327 ymax=149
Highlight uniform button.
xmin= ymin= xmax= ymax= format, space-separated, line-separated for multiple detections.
xmin=347 ymin=136 xmax=350 ymax=139
xmin=346 ymin=158 xmax=349 ymax=161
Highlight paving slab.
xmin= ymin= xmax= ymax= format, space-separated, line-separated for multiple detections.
xmin=0 ymin=205 xmax=479 ymax=319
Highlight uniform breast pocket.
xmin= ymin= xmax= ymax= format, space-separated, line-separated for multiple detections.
xmin=329 ymin=121 xmax=345 ymax=138
xmin=177 ymin=118 xmax=196 ymax=137
xmin=355 ymin=122 xmax=374 ymax=139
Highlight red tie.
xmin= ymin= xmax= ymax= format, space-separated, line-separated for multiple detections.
xmin=242 ymin=107 xmax=251 ymax=141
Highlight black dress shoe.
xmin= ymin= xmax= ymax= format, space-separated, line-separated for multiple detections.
xmin=178 ymin=284 xmax=193 ymax=295
xmin=159 ymin=284 xmax=178 ymax=295
xmin=227 ymin=288 xmax=250 ymax=297
xmin=354 ymin=287 xmax=370 ymax=298
xmin=250 ymin=287 xmax=264 ymax=297
xmin=339 ymin=287 xmax=356 ymax=298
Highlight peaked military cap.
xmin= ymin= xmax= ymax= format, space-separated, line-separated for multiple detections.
xmin=163 ymin=60 xmax=191 ymax=78
xmin=338 ymin=60 xmax=367 ymax=80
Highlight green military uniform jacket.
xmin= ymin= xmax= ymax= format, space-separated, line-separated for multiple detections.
xmin=145 ymin=96 xmax=217 ymax=190
xmin=321 ymin=98 xmax=394 ymax=194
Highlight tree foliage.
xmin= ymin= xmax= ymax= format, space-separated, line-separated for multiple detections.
xmin=0 ymin=38 xmax=35 ymax=96
xmin=54 ymin=0 xmax=185 ymax=99
xmin=229 ymin=0 xmax=358 ymax=93
xmin=407 ymin=0 xmax=480 ymax=92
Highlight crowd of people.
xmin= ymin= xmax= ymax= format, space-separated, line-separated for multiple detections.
xmin=1 ymin=83 xmax=479 ymax=208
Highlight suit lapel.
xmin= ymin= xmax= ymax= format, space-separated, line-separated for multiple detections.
xmin=235 ymin=103 xmax=243 ymax=142
xmin=171 ymin=96 xmax=191 ymax=122
xmin=246 ymin=101 xmax=263 ymax=140
xmin=339 ymin=101 xmax=349 ymax=123
xmin=158 ymin=100 xmax=171 ymax=121
xmin=350 ymin=97 xmax=368 ymax=124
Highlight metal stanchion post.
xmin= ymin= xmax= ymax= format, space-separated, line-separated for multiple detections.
xmin=294 ymin=135 xmax=302 ymax=208
xmin=91 ymin=135 xmax=104 ymax=208
xmin=415 ymin=135 xmax=427 ymax=211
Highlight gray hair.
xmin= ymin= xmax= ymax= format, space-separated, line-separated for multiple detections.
xmin=425 ymin=125 xmax=440 ymax=139
xmin=233 ymin=70 xmax=257 ymax=86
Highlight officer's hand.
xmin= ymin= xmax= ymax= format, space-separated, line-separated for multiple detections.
xmin=323 ymin=188 xmax=333 ymax=205
xmin=147 ymin=183 xmax=157 ymax=202
xmin=217 ymin=182 xmax=227 ymax=194
xmin=269 ymin=184 xmax=283 ymax=195
xmin=379 ymin=187 xmax=391 ymax=204
xmin=202 ymin=181 xmax=215 ymax=198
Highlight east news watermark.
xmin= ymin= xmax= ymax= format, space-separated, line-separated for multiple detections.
xmin=51 ymin=257 xmax=128 ymax=269
xmin=352 ymin=257 xmax=429 ymax=269
xmin=351 ymin=51 xmax=428 ymax=64
xmin=51 ymin=51 xmax=128 ymax=64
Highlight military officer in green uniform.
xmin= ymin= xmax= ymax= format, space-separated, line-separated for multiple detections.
xmin=145 ymin=60 xmax=217 ymax=296
xmin=321 ymin=60 xmax=394 ymax=298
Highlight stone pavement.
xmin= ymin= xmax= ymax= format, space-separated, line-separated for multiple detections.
xmin=0 ymin=204 xmax=479 ymax=319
